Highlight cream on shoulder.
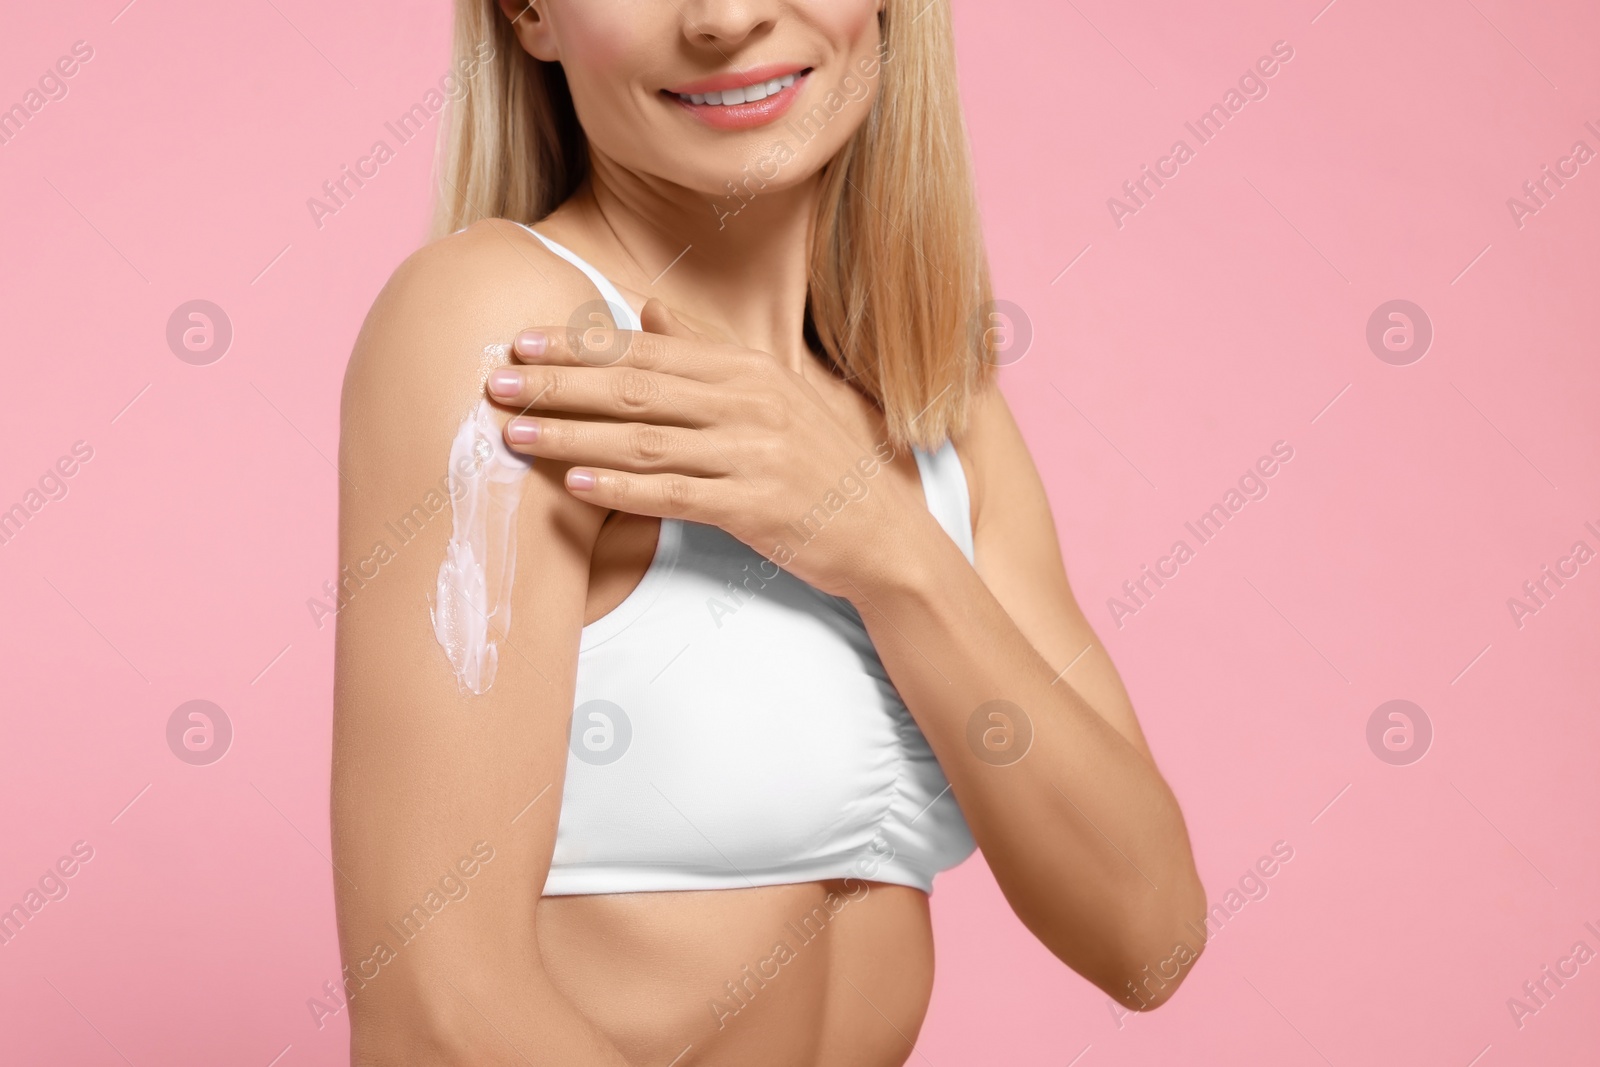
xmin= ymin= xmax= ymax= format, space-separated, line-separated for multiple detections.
xmin=430 ymin=368 xmax=532 ymax=695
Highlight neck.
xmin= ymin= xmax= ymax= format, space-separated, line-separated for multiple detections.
xmin=549 ymin=150 xmax=822 ymax=372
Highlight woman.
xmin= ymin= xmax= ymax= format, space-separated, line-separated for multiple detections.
xmin=332 ymin=0 xmax=1206 ymax=1063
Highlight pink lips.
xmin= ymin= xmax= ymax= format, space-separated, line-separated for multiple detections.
xmin=662 ymin=66 xmax=812 ymax=131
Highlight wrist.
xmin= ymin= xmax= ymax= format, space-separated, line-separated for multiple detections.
xmin=845 ymin=507 xmax=958 ymax=611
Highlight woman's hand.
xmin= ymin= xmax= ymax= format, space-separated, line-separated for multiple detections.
xmin=483 ymin=300 xmax=926 ymax=601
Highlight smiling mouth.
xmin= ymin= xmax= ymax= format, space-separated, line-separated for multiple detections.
xmin=658 ymin=66 xmax=815 ymax=129
xmin=666 ymin=68 xmax=812 ymax=106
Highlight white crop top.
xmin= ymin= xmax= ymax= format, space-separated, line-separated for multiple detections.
xmin=521 ymin=224 xmax=978 ymax=896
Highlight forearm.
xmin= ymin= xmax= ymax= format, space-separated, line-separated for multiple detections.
xmin=847 ymin=519 xmax=1206 ymax=998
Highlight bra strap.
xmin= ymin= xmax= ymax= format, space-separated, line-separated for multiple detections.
xmin=912 ymin=441 xmax=976 ymax=563
xmin=514 ymin=222 xmax=642 ymax=331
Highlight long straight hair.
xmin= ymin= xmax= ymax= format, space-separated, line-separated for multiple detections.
xmin=432 ymin=1 xmax=996 ymax=451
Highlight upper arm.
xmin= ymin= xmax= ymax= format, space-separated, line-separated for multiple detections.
xmin=330 ymin=220 xmax=607 ymax=1047
xmin=956 ymin=381 xmax=1155 ymax=761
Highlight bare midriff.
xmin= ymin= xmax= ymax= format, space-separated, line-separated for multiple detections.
xmin=537 ymin=880 xmax=935 ymax=1067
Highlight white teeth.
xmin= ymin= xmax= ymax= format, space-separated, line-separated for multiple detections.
xmin=675 ymin=74 xmax=798 ymax=106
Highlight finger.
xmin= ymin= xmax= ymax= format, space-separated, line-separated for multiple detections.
xmin=503 ymin=416 xmax=728 ymax=476
xmin=510 ymin=322 xmax=745 ymax=383
xmin=486 ymin=362 xmax=728 ymax=424
xmin=510 ymin=323 xmax=640 ymax=367
xmin=563 ymin=465 xmax=719 ymax=523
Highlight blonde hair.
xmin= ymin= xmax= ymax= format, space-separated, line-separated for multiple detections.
xmin=432 ymin=0 xmax=996 ymax=450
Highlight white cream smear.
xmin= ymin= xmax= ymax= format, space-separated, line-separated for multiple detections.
xmin=431 ymin=394 xmax=533 ymax=695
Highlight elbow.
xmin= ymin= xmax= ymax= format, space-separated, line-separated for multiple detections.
xmin=1102 ymin=872 xmax=1210 ymax=1012
xmin=1108 ymin=938 xmax=1204 ymax=1013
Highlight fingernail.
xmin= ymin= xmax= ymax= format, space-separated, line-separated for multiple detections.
xmin=506 ymin=418 xmax=539 ymax=443
xmin=566 ymin=468 xmax=596 ymax=490
xmin=515 ymin=330 xmax=547 ymax=358
xmin=488 ymin=368 xmax=522 ymax=396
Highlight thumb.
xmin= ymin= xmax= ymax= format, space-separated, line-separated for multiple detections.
xmin=640 ymin=297 xmax=700 ymax=340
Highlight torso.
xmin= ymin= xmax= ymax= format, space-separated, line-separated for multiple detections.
xmin=526 ymin=217 xmax=967 ymax=1066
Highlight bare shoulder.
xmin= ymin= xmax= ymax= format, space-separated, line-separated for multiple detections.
xmin=342 ymin=217 xmax=596 ymax=439
xmin=339 ymin=218 xmax=608 ymax=524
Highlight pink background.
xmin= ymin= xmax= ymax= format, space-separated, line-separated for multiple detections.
xmin=2 ymin=0 xmax=1597 ymax=1063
